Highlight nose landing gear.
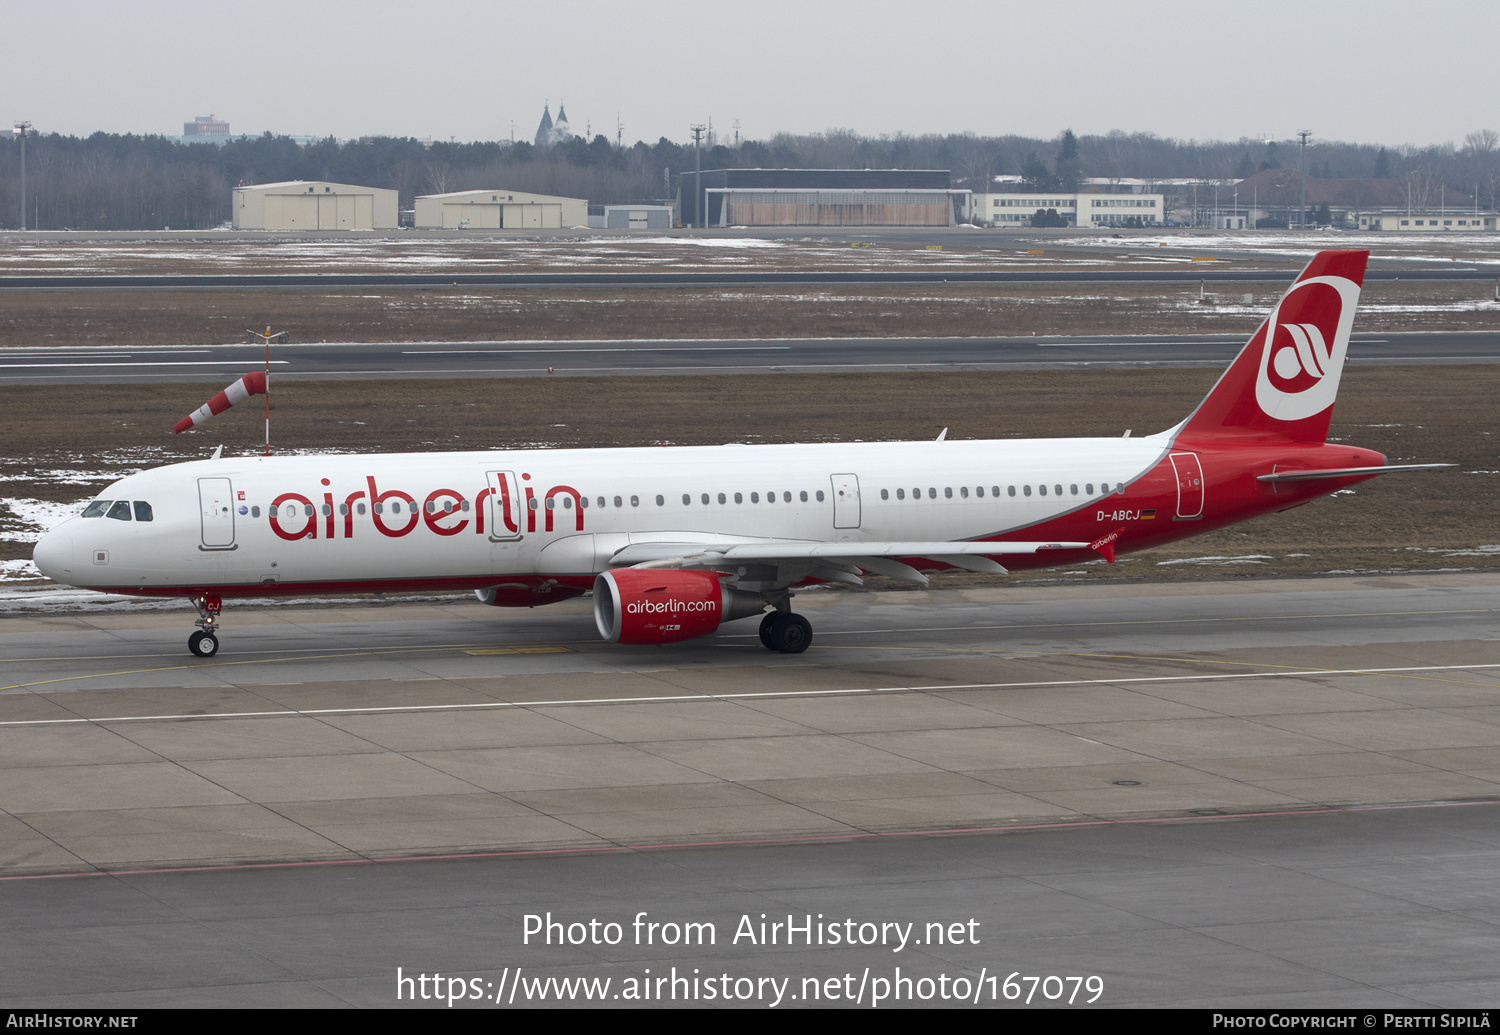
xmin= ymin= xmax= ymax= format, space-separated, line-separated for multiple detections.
xmin=189 ymin=595 xmax=222 ymax=657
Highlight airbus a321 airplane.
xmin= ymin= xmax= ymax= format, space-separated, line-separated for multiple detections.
xmin=33 ymin=250 xmax=1439 ymax=658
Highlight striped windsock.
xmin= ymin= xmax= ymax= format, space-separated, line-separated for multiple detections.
xmin=173 ymin=371 xmax=268 ymax=433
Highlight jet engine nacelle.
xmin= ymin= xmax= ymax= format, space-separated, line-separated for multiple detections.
xmin=593 ymin=569 xmax=764 ymax=645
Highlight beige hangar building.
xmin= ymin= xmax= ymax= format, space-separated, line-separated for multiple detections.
xmin=413 ymin=189 xmax=588 ymax=229
xmin=232 ymin=181 xmax=399 ymax=230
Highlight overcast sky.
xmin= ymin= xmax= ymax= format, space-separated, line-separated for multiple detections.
xmin=6 ymin=0 xmax=1496 ymax=149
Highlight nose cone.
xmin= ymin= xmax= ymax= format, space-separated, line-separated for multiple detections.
xmin=32 ymin=529 xmax=74 ymax=583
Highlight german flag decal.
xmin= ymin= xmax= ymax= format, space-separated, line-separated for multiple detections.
xmin=1141 ymin=509 xmax=1157 ymax=519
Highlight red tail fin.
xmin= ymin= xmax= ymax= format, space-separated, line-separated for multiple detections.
xmin=1175 ymin=250 xmax=1368 ymax=445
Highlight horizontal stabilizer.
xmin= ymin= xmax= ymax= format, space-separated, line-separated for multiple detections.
xmin=1256 ymin=463 xmax=1451 ymax=483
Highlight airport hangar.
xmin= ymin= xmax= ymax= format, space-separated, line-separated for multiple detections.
xmin=413 ymin=189 xmax=589 ymax=229
xmin=231 ymin=180 xmax=400 ymax=230
xmin=678 ymin=168 xmax=969 ymax=228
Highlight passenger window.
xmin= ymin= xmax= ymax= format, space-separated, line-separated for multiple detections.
xmin=1070 ymin=485 xmax=1078 ymax=496
xmin=1055 ymin=485 xmax=1063 ymax=496
xmin=944 ymin=487 xmax=953 ymax=499
xmin=1086 ymin=484 xmax=1094 ymax=495
xmin=700 ymin=493 xmax=709 ymax=505
xmin=82 ymin=501 xmax=111 ymax=518
xmin=751 ymin=492 xmax=759 ymax=503
xmin=783 ymin=491 xmax=791 ymax=503
xmin=896 ymin=488 xmax=905 ymax=500
xmin=881 ymin=489 xmax=889 ymax=500
xmin=656 ymin=495 xmax=664 ymax=507
xmin=615 ymin=496 xmax=624 ymax=508
xmin=270 ymin=505 xmax=280 ymax=517
xmin=927 ymin=488 xmax=936 ymax=499
xmin=816 ymin=490 xmax=825 ymax=502
xmin=107 ymin=501 xmax=132 ymax=521
xmin=598 ymin=497 xmax=607 ymax=509
xmin=357 ymin=503 xmax=367 ymax=515
xmin=960 ymin=487 xmax=969 ymax=498
xmin=683 ymin=494 xmax=691 ymax=505
xmin=1039 ymin=485 xmax=1048 ymax=496
xmin=1023 ymin=485 xmax=1032 ymax=497
xmin=766 ymin=491 xmax=775 ymax=504
xmin=975 ymin=486 xmax=984 ymax=498
xmin=462 ymin=500 xmax=470 ymax=512
xmin=133 ymin=501 xmax=153 ymax=522
xmin=718 ymin=493 xmax=726 ymax=504
xmin=545 ymin=498 xmax=555 ymax=510
xmin=799 ymin=490 xmax=808 ymax=502
xmin=322 ymin=504 xmax=332 ymax=516
xmin=630 ymin=496 xmax=639 ymax=507
xmin=734 ymin=492 xmax=743 ymax=504
xmin=304 ymin=504 xmax=315 ymax=516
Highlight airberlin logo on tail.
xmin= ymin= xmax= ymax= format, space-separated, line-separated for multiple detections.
xmin=1255 ymin=274 xmax=1361 ymax=422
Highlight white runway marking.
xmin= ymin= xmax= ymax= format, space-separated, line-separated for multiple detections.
xmin=4 ymin=661 xmax=1496 ymax=728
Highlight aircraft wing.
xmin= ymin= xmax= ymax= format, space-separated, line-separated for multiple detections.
xmin=609 ymin=539 xmax=1090 ymax=585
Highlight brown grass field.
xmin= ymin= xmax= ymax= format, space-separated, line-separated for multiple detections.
xmin=2 ymin=279 xmax=1499 ymax=347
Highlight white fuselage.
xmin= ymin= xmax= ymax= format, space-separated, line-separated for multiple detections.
xmin=34 ymin=436 xmax=1170 ymax=596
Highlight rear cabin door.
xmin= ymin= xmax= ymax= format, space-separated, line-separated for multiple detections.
xmin=198 ymin=477 xmax=236 ymax=548
xmin=1169 ymin=452 xmax=1205 ymax=520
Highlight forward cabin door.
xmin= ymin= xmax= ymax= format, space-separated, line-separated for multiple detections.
xmin=831 ymin=473 xmax=861 ymax=529
xmin=1169 ymin=452 xmax=1205 ymax=520
xmin=198 ymin=477 xmax=236 ymax=549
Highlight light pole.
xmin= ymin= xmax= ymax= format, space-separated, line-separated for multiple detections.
xmin=1297 ymin=130 xmax=1312 ymax=228
xmin=14 ymin=121 xmax=31 ymax=230
xmin=689 ymin=124 xmax=706 ymax=227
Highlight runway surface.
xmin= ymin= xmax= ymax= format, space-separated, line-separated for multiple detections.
xmin=1 ymin=268 xmax=1496 ymax=291
xmin=2 ymin=331 xmax=1497 ymax=385
xmin=0 ymin=573 xmax=1496 ymax=1005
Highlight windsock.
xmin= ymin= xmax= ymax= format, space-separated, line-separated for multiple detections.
xmin=173 ymin=371 xmax=267 ymax=434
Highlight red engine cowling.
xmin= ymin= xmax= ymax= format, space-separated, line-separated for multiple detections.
xmin=593 ymin=569 xmax=761 ymax=645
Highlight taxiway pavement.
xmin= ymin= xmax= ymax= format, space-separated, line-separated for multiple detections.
xmin=2 ymin=331 xmax=1497 ymax=385
xmin=1 ymin=573 xmax=1497 ymax=1006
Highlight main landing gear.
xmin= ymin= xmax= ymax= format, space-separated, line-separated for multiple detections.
xmin=759 ymin=610 xmax=812 ymax=654
xmin=189 ymin=595 xmax=222 ymax=657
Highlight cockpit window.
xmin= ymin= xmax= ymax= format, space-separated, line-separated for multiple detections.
xmin=82 ymin=501 xmax=111 ymax=518
xmin=106 ymin=501 xmax=133 ymax=521
xmin=133 ymin=501 xmax=153 ymax=522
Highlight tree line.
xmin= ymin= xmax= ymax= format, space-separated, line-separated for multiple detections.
xmin=1 ymin=127 xmax=1496 ymax=231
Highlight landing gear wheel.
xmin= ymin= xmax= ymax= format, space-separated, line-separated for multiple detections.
xmin=759 ymin=611 xmax=781 ymax=650
xmin=767 ymin=613 xmax=812 ymax=654
xmin=188 ymin=630 xmax=219 ymax=658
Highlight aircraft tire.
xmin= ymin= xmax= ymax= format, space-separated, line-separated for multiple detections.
xmin=189 ymin=631 xmax=219 ymax=658
xmin=770 ymin=613 xmax=812 ymax=654
xmin=759 ymin=611 xmax=781 ymax=650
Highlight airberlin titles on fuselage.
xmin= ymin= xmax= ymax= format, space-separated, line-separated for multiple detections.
xmin=266 ymin=473 xmax=577 ymax=541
